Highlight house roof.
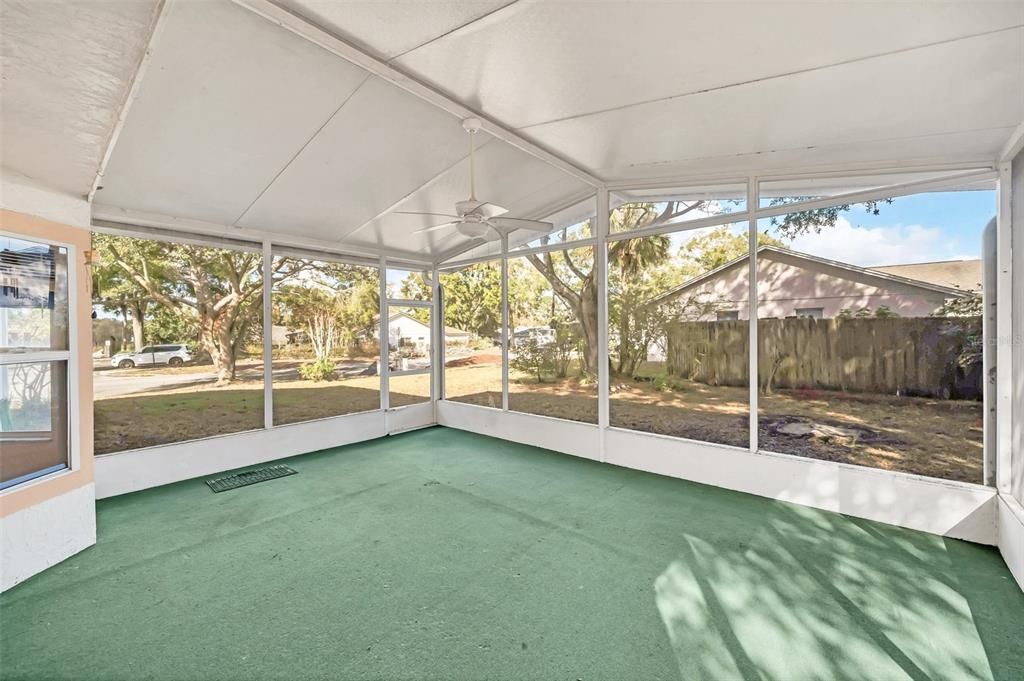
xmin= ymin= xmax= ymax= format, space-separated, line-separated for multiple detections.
xmin=869 ymin=259 xmax=982 ymax=292
xmin=648 ymin=245 xmax=971 ymax=306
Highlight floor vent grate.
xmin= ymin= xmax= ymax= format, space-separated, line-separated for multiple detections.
xmin=206 ymin=465 xmax=297 ymax=493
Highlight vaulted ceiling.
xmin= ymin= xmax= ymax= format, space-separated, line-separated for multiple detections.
xmin=2 ymin=0 xmax=1022 ymax=261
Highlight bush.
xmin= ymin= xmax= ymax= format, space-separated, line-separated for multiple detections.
xmin=511 ymin=338 xmax=554 ymax=383
xmin=299 ymin=357 xmax=338 ymax=382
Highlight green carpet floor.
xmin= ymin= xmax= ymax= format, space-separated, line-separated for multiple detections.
xmin=2 ymin=426 xmax=1022 ymax=680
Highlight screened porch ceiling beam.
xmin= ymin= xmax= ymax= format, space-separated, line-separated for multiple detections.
xmin=91 ymin=204 xmax=436 ymax=267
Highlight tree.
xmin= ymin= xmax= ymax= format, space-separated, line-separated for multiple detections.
xmin=92 ymin=234 xmax=169 ymax=351
xmin=274 ymin=265 xmax=379 ymax=357
xmin=682 ymin=226 xmax=784 ymax=271
xmin=440 ymin=262 xmax=502 ymax=339
xmin=936 ymin=289 xmax=982 ymax=317
xmin=95 ymin=235 xmax=319 ymax=384
xmin=528 ymin=198 xmax=887 ymax=378
xmin=525 ymin=205 xmax=706 ymax=375
xmin=609 ymin=233 xmax=671 ymax=375
xmin=765 ymin=198 xmax=891 ymax=239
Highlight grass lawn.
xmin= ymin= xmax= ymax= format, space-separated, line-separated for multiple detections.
xmin=94 ymin=358 xmax=982 ymax=483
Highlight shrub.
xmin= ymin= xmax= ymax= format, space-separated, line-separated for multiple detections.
xmin=299 ymin=357 xmax=338 ymax=382
xmin=511 ymin=338 xmax=554 ymax=383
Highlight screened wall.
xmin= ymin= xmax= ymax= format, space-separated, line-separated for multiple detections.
xmin=439 ymin=168 xmax=1001 ymax=488
xmin=89 ymin=229 xmax=436 ymax=456
xmin=89 ymin=166 xmax=1008 ymax=492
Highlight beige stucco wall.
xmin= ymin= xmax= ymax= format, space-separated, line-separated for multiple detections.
xmin=673 ymin=250 xmax=951 ymax=320
xmin=0 ymin=209 xmax=94 ymax=518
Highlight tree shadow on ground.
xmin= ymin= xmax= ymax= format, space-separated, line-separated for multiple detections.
xmin=654 ymin=498 xmax=1024 ymax=680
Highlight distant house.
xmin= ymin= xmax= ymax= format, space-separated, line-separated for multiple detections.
xmin=371 ymin=312 xmax=471 ymax=351
xmin=650 ymin=245 xmax=976 ymax=320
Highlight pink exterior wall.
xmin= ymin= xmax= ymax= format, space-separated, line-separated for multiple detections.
xmin=676 ymin=251 xmax=951 ymax=320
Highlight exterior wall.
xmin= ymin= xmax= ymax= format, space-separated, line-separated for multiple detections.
xmin=0 ymin=204 xmax=96 ymax=591
xmin=388 ymin=314 xmax=430 ymax=346
xmin=676 ymin=252 xmax=950 ymax=320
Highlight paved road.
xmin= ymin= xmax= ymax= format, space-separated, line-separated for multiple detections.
xmin=93 ymin=361 xmax=377 ymax=399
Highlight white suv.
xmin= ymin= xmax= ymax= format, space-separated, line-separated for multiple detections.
xmin=111 ymin=344 xmax=192 ymax=369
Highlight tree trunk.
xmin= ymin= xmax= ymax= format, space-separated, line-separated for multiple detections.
xmin=199 ymin=310 xmax=239 ymax=385
xmin=578 ymin=282 xmax=599 ymax=375
xmin=130 ymin=301 xmax=146 ymax=351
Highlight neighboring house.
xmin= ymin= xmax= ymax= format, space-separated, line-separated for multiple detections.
xmin=377 ymin=312 xmax=473 ymax=348
xmin=869 ymin=259 xmax=982 ymax=293
xmin=650 ymin=245 xmax=974 ymax=320
xmin=386 ymin=312 xmax=431 ymax=350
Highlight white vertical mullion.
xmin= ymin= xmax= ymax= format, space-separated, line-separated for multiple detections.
xmin=67 ymin=242 xmax=80 ymax=472
xmin=262 ymin=240 xmax=273 ymax=429
xmin=379 ymin=256 xmax=390 ymax=415
xmin=432 ymin=266 xmax=441 ymax=418
xmin=596 ymin=190 xmax=610 ymax=462
xmin=501 ymin=233 xmax=509 ymax=411
xmin=747 ymin=176 xmax=759 ymax=453
xmin=995 ymin=162 xmax=1013 ymax=492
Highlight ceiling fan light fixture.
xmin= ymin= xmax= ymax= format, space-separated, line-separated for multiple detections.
xmin=456 ymin=221 xmax=490 ymax=239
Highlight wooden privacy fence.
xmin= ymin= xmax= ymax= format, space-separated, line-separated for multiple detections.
xmin=664 ymin=316 xmax=982 ymax=398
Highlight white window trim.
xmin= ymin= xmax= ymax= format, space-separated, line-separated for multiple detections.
xmin=0 ymin=230 xmax=78 ymax=492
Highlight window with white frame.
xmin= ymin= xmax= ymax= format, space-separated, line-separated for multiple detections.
xmin=794 ymin=307 xmax=823 ymax=319
xmin=0 ymin=235 xmax=71 ymax=489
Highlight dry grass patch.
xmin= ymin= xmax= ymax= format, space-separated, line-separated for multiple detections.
xmin=94 ymin=362 xmax=983 ymax=483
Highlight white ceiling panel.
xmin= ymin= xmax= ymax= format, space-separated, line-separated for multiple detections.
xmin=345 ymin=139 xmax=589 ymax=258
xmin=0 ymin=0 xmax=160 ymax=196
xmin=274 ymin=0 xmax=513 ymax=60
xmin=97 ymin=0 xmax=371 ymax=225
xmin=521 ymin=29 xmax=1024 ymax=181
xmin=396 ymin=1 xmax=1024 ymax=130
xmin=237 ymin=76 xmax=485 ymax=239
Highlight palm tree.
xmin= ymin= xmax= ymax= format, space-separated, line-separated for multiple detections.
xmin=610 ymin=230 xmax=671 ymax=374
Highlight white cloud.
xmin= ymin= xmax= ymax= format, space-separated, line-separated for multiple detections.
xmin=784 ymin=217 xmax=962 ymax=267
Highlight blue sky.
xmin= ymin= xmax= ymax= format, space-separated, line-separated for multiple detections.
xmin=783 ymin=190 xmax=996 ymax=266
xmin=666 ymin=189 xmax=997 ymax=268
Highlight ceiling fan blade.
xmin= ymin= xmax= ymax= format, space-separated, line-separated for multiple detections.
xmin=475 ymin=202 xmax=508 ymax=219
xmin=489 ymin=217 xmax=554 ymax=232
xmin=413 ymin=221 xmax=458 ymax=234
xmin=394 ymin=211 xmax=461 ymax=219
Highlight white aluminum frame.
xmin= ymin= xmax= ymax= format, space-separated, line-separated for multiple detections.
xmin=0 ymin=230 xmax=79 ymax=492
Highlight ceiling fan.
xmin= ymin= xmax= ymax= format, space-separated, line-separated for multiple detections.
xmin=394 ymin=118 xmax=554 ymax=241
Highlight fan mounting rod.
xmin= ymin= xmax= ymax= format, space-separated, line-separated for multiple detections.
xmin=463 ymin=117 xmax=482 ymax=202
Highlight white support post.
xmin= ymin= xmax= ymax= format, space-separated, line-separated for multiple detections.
xmin=262 ymin=240 xmax=273 ymax=430
xmin=379 ymin=256 xmax=390 ymax=415
xmin=501 ymin=233 xmax=510 ymax=411
xmin=432 ymin=266 xmax=442 ymax=417
xmin=996 ymin=162 xmax=1013 ymax=493
xmin=596 ymin=189 xmax=610 ymax=461
xmin=747 ymin=177 xmax=759 ymax=453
